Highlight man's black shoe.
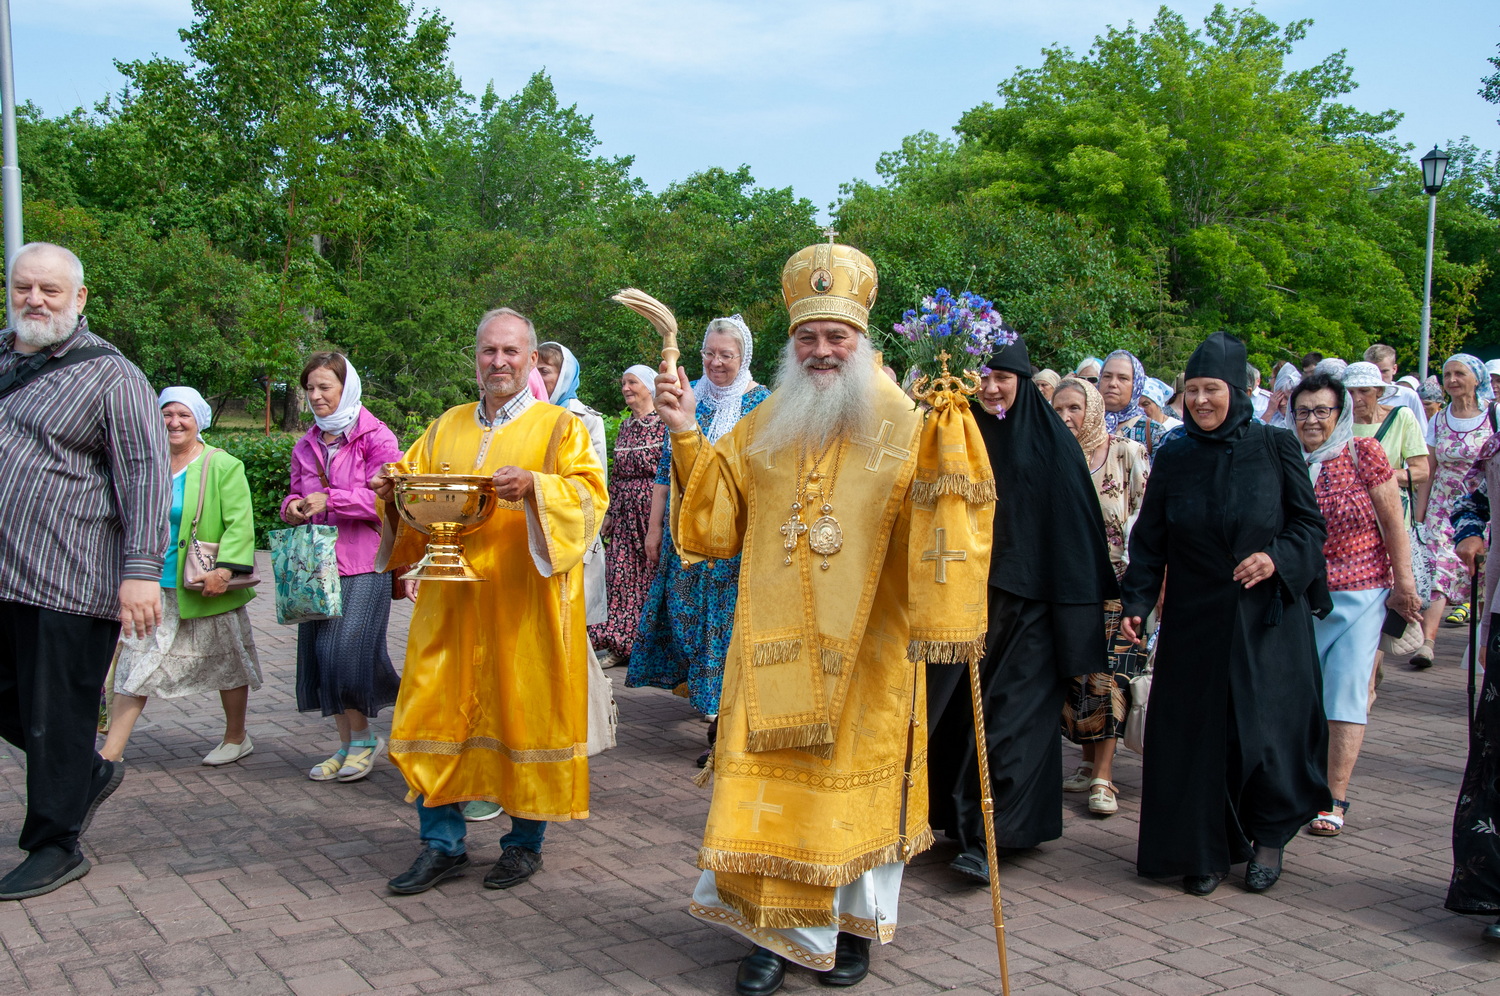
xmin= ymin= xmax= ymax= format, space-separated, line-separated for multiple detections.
xmin=735 ymin=946 xmax=787 ymax=996
xmin=386 ymin=847 xmax=469 ymax=895
xmin=483 ymin=846 xmax=542 ymax=889
xmin=949 ymin=849 xmax=989 ymax=884
xmin=820 ymin=932 xmax=870 ymax=986
xmin=0 ymin=846 xmax=90 ymax=900
xmin=80 ymin=758 xmax=124 ymax=838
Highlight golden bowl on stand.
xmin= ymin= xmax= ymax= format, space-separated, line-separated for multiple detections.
xmin=385 ymin=463 xmax=498 ymax=581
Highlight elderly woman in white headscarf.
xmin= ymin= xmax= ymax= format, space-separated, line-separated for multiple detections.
xmin=279 ymin=352 xmax=406 ymax=783
xmin=1290 ymin=371 xmax=1420 ymax=838
xmin=628 ymin=315 xmax=771 ymax=766
xmin=102 ymin=387 xmax=263 ymax=766
xmin=589 ymin=364 xmax=669 ymax=670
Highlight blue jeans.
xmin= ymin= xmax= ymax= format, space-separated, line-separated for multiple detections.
xmin=415 ymin=797 xmax=546 ymax=856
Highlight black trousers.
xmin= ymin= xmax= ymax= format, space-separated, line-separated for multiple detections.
xmin=0 ymin=600 xmax=118 ymax=853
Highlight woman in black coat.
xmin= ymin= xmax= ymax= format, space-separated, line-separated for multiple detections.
xmin=1120 ymin=332 xmax=1331 ymax=895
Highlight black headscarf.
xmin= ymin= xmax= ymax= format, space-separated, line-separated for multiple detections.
xmin=974 ymin=336 xmax=1117 ymax=603
xmin=1183 ymin=331 xmax=1254 ymax=443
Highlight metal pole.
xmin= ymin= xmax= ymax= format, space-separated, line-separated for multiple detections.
xmin=0 ymin=0 xmax=20 ymax=329
xmin=1418 ymin=192 xmax=1437 ymax=382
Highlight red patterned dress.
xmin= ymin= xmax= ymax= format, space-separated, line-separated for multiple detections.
xmin=589 ymin=412 xmax=667 ymax=661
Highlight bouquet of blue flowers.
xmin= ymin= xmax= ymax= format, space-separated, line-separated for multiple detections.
xmin=885 ymin=288 xmax=1015 ymax=382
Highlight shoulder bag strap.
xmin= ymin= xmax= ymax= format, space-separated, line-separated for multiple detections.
xmin=189 ymin=449 xmax=218 ymax=535
xmin=1374 ymin=406 xmax=1402 ymax=443
xmin=1490 ymin=402 xmax=1498 ymax=434
xmin=0 ymin=345 xmax=114 ymax=402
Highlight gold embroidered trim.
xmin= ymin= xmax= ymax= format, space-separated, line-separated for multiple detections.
xmin=820 ymin=647 xmax=844 ymax=676
xmin=906 ymin=636 xmax=986 ymax=666
xmin=752 ymin=638 xmax=803 ymax=666
xmin=698 ymin=840 xmax=907 ymax=888
xmin=571 ymin=477 xmax=596 ymax=545
xmin=715 ymin=886 xmax=836 ymax=930
xmin=389 ymin=737 xmax=587 ymax=763
xmin=688 ymin=903 xmax=837 ymax=971
xmin=745 ymin=723 xmax=833 ymax=754
xmin=715 ymin=757 xmax=900 ymax=791
xmin=838 ymin=913 xmax=897 ymax=943
xmin=907 ymin=474 xmax=997 ymax=507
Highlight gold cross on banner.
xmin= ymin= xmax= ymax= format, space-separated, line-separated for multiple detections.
xmin=737 ymin=781 xmax=784 ymax=832
xmin=853 ymin=420 xmax=912 ymax=473
xmin=922 ymin=526 xmax=967 ymax=584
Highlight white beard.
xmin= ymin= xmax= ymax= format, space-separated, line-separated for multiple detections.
xmin=755 ymin=336 xmax=877 ymax=454
xmin=15 ymin=304 xmax=79 ymax=350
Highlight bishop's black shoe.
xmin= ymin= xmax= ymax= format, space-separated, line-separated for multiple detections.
xmin=735 ymin=946 xmax=787 ymax=996
xmin=820 ymin=932 xmax=871 ymax=986
xmin=387 ymin=847 xmax=469 ymax=895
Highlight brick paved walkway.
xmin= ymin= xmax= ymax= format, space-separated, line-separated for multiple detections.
xmin=2 ymin=555 xmax=1498 ymax=994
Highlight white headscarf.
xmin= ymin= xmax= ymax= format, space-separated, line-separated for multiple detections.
xmin=624 ymin=364 xmax=658 ymax=399
xmin=158 ymin=386 xmax=212 ymax=440
xmin=696 ymin=314 xmax=755 ymax=442
xmin=1300 ymin=385 xmax=1355 ymax=483
xmin=313 ymin=355 xmax=363 ymax=435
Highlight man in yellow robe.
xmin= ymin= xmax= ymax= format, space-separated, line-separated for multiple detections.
xmin=371 ymin=307 xmax=607 ymax=895
xmin=653 ymin=244 xmax=994 ymax=994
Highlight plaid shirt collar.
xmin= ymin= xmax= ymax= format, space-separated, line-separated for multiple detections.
xmin=476 ymin=389 xmax=536 ymax=429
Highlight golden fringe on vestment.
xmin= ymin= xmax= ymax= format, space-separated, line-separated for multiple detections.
xmin=716 ymin=884 xmax=836 ymax=930
xmin=820 ymin=647 xmax=844 ymax=675
xmin=698 ymin=839 xmax=909 ymax=889
xmin=752 ymin=638 xmax=803 ymax=666
xmin=907 ymin=474 xmax=997 ymax=507
xmin=744 ymin=723 xmax=834 ymax=754
xmin=692 ymin=752 xmax=714 ymax=788
xmin=906 ymin=635 xmax=986 ymax=666
xmin=905 ymin=824 xmax=936 ymax=858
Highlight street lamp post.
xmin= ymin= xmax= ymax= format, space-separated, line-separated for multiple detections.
xmin=1418 ymin=145 xmax=1450 ymax=382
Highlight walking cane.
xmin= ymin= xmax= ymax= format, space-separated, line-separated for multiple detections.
xmin=1469 ymin=553 xmax=1486 ymax=740
xmin=965 ymin=653 xmax=1012 ymax=996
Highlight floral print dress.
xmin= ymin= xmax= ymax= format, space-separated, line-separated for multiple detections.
xmin=1062 ymin=435 xmax=1151 ymax=743
xmin=1428 ymin=407 xmax=1496 ymax=606
xmin=588 ymin=412 xmax=667 ymax=660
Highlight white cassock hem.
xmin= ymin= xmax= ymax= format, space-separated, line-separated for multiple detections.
xmin=687 ymin=863 xmax=904 ymax=972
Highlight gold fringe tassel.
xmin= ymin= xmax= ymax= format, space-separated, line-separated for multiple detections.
xmin=903 ymin=824 xmax=936 ymax=860
xmin=716 ymin=888 xmax=837 ymax=930
xmin=907 ymin=635 xmax=986 ymax=666
xmin=908 ymin=474 xmax=998 ymax=507
xmin=692 ymin=752 xmax=714 ymax=788
xmin=753 ymin=638 xmax=803 ymax=666
xmin=820 ymin=647 xmax=844 ymax=675
xmin=698 ymin=840 xmax=908 ymax=888
xmin=745 ymin=722 xmax=834 ymax=754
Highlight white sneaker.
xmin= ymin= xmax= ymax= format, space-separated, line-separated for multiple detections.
xmin=203 ymin=735 xmax=254 ymax=766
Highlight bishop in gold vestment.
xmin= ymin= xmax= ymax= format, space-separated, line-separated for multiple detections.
xmin=375 ymin=309 xmax=607 ymax=895
xmin=654 ymin=244 xmax=993 ymax=987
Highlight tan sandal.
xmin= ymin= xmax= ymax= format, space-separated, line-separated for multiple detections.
xmin=1087 ymin=778 xmax=1118 ymax=816
xmin=337 ymin=737 xmax=385 ymax=782
xmin=1063 ymin=762 xmax=1095 ymax=792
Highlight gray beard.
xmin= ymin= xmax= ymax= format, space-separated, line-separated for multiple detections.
xmin=755 ymin=337 xmax=877 ymax=455
xmin=15 ymin=306 xmax=79 ymax=349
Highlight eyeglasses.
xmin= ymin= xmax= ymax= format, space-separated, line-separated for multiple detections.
xmin=1292 ymin=406 xmax=1338 ymax=421
xmin=1082 ymin=376 xmax=1098 ymax=384
xmin=701 ymin=350 xmax=741 ymax=364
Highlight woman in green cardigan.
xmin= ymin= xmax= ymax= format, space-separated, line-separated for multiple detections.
xmin=102 ymin=387 xmax=263 ymax=765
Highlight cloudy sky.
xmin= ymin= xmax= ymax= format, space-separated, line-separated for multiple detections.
xmin=13 ymin=1 xmax=1499 ymax=214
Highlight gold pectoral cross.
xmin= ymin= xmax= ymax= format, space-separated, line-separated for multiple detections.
xmin=922 ymin=526 xmax=967 ymax=584
xmin=781 ymin=511 xmax=807 ymax=565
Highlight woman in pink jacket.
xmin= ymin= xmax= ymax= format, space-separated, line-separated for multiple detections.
xmin=280 ymin=353 xmax=405 ymax=783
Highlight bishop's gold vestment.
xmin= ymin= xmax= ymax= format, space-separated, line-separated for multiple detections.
xmin=667 ymin=372 xmax=993 ymax=931
xmin=378 ymin=402 xmax=607 ymax=819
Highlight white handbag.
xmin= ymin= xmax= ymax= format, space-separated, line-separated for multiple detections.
xmin=585 ymin=643 xmax=618 ymax=756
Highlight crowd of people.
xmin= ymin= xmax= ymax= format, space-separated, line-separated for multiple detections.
xmin=2 ymin=237 xmax=1499 ymax=996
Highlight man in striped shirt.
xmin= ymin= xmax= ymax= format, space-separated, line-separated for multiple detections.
xmin=0 ymin=242 xmax=169 ymax=900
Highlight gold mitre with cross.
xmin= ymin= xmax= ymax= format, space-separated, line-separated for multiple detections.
xmin=781 ymin=239 xmax=878 ymax=334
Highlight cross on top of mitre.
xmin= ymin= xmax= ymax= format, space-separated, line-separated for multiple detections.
xmin=821 ymin=225 xmax=838 ymax=244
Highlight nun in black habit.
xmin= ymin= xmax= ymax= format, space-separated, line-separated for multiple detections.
xmin=927 ymin=334 xmax=1117 ymax=882
xmin=1119 ymin=331 xmax=1331 ymax=896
